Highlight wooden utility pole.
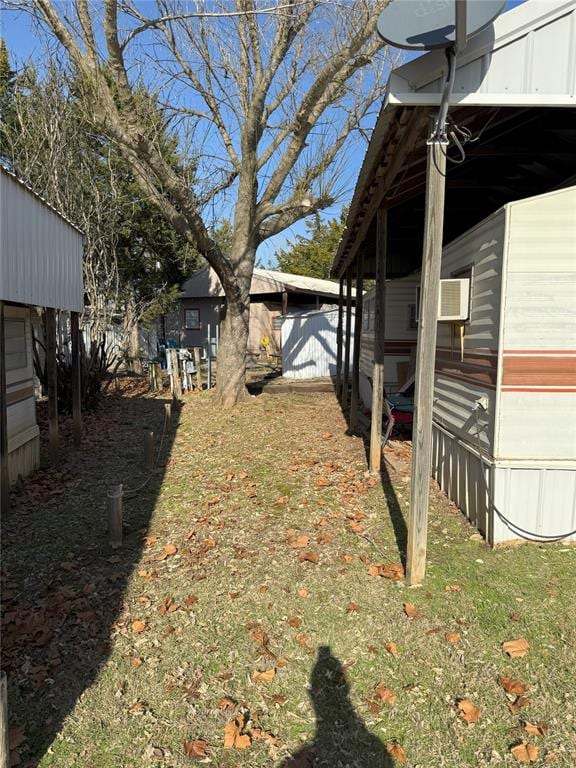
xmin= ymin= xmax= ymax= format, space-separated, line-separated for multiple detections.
xmin=335 ymin=277 xmax=344 ymax=398
xmin=406 ymin=140 xmax=447 ymax=586
xmin=0 ymin=302 xmax=9 ymax=516
xmin=349 ymin=252 xmax=364 ymax=433
xmin=370 ymin=208 xmax=388 ymax=473
xmin=342 ymin=271 xmax=353 ymax=410
xmin=45 ymin=308 xmax=59 ymax=465
xmin=71 ymin=311 xmax=82 ymax=450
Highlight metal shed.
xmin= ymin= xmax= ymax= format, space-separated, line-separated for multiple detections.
xmin=0 ymin=167 xmax=84 ymax=512
xmin=330 ymin=0 xmax=576 ymax=582
xmin=281 ymin=309 xmax=355 ymax=380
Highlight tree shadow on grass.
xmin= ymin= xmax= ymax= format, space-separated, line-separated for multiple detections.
xmin=281 ymin=646 xmax=393 ymax=768
xmin=379 ymin=460 xmax=408 ymax=571
xmin=1 ymin=389 xmax=180 ymax=766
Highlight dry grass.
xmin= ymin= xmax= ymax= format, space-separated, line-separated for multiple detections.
xmin=3 ymin=386 xmax=576 ymax=767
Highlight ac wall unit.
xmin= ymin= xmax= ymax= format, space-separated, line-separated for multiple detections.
xmin=415 ymin=278 xmax=470 ymax=322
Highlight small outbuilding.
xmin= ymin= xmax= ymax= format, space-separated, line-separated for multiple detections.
xmin=178 ymin=266 xmax=353 ymax=356
xmin=0 ymin=167 xmax=84 ymax=512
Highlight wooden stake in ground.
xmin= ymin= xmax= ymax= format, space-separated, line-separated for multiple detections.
xmin=71 ymin=311 xmax=82 ymax=450
xmin=168 ymin=349 xmax=182 ymax=399
xmin=0 ymin=301 xmax=9 ymax=516
xmin=144 ymin=431 xmax=155 ymax=472
xmin=406 ymin=139 xmax=447 ymax=586
xmin=342 ymin=271 xmax=353 ymax=410
xmin=336 ymin=277 xmax=344 ymax=399
xmin=370 ymin=208 xmax=387 ymax=473
xmin=45 ymin=308 xmax=59 ymax=465
xmin=349 ymin=251 xmax=364 ymax=433
xmin=164 ymin=402 xmax=172 ymax=427
xmin=193 ymin=348 xmax=203 ymax=390
xmin=109 ymin=484 xmax=123 ymax=549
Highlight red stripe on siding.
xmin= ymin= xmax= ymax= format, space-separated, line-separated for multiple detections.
xmin=502 ymin=387 xmax=576 ymax=393
xmin=502 ymin=356 xmax=576 ymax=387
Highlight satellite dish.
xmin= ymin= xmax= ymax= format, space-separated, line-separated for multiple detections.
xmin=377 ymin=0 xmax=506 ymax=51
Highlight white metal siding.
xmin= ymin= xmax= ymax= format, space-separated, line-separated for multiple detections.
xmin=281 ymin=309 xmax=354 ymax=379
xmin=0 ymin=171 xmax=84 ymax=311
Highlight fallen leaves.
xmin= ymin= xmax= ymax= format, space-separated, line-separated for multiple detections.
xmin=502 ymin=638 xmax=529 ymax=658
xmin=510 ymin=742 xmax=539 ymax=763
xmin=131 ymin=619 xmax=147 ymax=633
xmin=367 ymin=562 xmax=404 ymax=580
xmin=386 ymin=740 xmax=407 ymax=763
xmin=384 ymin=642 xmax=398 ymax=655
xmin=374 ymin=682 xmax=397 ymax=705
xmin=252 ymin=668 xmax=275 ymax=683
xmin=183 ymin=738 xmax=209 ymax=759
xmin=446 ymin=632 xmax=461 ymax=644
xmin=457 ymin=698 xmax=480 ymax=724
xmin=444 ymin=584 xmax=463 ymax=592
xmin=346 ymin=601 xmax=360 ymax=613
xmin=158 ymin=596 xmax=179 ymax=615
xmin=298 ymin=551 xmax=319 ymax=564
xmin=507 ymin=695 xmax=532 ymax=714
xmin=157 ymin=543 xmax=178 ymax=561
xmin=224 ymin=715 xmax=251 ymax=749
xmin=287 ymin=616 xmax=302 ymax=628
xmin=287 ymin=534 xmax=310 ymax=548
xmin=499 ymin=676 xmax=529 ymax=696
xmin=523 ymin=721 xmax=548 ymax=737
xmin=297 ymin=587 xmax=310 ymax=598
xmin=403 ymin=602 xmax=422 ymax=619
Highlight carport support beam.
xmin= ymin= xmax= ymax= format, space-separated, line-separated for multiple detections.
xmin=349 ymin=251 xmax=364 ymax=433
xmin=406 ymin=139 xmax=447 ymax=586
xmin=342 ymin=271 xmax=353 ymax=409
xmin=370 ymin=208 xmax=387 ymax=473
xmin=0 ymin=301 xmax=9 ymax=515
xmin=336 ymin=277 xmax=344 ymax=398
xmin=71 ymin=311 xmax=82 ymax=450
xmin=46 ymin=307 xmax=59 ymax=465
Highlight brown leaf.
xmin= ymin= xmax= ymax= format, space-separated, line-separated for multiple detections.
xmin=297 ymin=587 xmax=310 ymax=598
xmin=157 ymin=543 xmax=178 ymax=561
xmin=224 ymin=714 xmax=251 ymax=750
xmin=206 ymin=496 xmax=221 ymax=506
xmin=314 ymin=476 xmax=331 ymax=488
xmin=384 ymin=642 xmax=398 ymax=656
xmin=287 ymin=616 xmax=302 ymax=628
xmin=298 ymin=551 xmax=319 ymax=564
xmin=288 ymin=535 xmax=310 ymax=549
xmin=374 ymin=683 xmax=397 ymax=705
xmin=238 ymin=471 xmax=249 ymax=479
xmin=184 ymin=594 xmax=199 ymax=607
xmin=349 ymin=520 xmax=364 ymax=533
xmin=445 ymin=584 xmax=463 ymax=592
xmin=183 ymin=738 xmax=209 ymax=758
xmin=523 ymin=722 xmax=548 ymax=737
xmin=403 ymin=603 xmax=422 ymax=619
xmin=502 ymin=638 xmax=529 ymax=658
xmin=346 ymin=601 xmax=360 ymax=613
xmin=218 ymin=697 xmax=237 ymax=711
xmin=380 ymin=563 xmax=404 ymax=581
xmin=8 ymin=726 xmax=25 ymax=751
xmin=223 ymin=719 xmax=238 ymax=749
xmin=276 ymin=496 xmax=289 ymax=505
xmin=342 ymin=553 xmax=353 ymax=563
xmin=499 ymin=676 xmax=529 ymax=696
xmin=252 ymin=668 xmax=275 ymax=683
xmin=511 ymin=743 xmax=539 ymax=763
xmin=386 ymin=740 xmax=407 ymax=763
xmin=131 ymin=620 xmax=146 ymax=634
xmin=271 ymin=694 xmax=288 ymax=705
xmin=295 ymin=633 xmax=310 ymax=648
xmin=129 ymin=656 xmax=143 ymax=667
xmin=446 ymin=632 xmax=461 ymax=644
xmin=507 ymin=695 xmax=532 ymax=714
xmin=458 ymin=698 xmax=480 ymax=723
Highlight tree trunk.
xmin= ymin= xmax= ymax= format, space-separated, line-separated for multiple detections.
xmin=124 ymin=292 xmax=141 ymax=374
xmin=214 ymin=243 xmax=255 ymax=408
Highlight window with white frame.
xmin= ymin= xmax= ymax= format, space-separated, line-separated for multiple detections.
xmin=185 ymin=309 xmax=201 ymax=330
xmin=5 ymin=319 xmax=27 ymax=371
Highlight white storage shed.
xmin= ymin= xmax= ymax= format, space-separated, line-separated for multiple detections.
xmin=281 ymin=309 xmax=355 ymax=380
xmin=0 ymin=167 xmax=84 ymax=510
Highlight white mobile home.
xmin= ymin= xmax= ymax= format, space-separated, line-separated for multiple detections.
xmin=0 ymin=167 xmax=84 ymax=509
xmin=432 ymin=186 xmax=576 ymax=544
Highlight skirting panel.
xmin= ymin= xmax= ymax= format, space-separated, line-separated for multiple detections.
xmin=8 ymin=435 xmax=40 ymax=486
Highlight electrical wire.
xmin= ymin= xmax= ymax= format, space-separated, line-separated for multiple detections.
xmin=473 ymin=408 xmax=576 ymax=542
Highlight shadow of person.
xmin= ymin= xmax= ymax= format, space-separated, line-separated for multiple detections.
xmin=281 ymin=646 xmax=393 ymax=767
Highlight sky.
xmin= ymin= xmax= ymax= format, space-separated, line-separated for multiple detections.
xmin=0 ymin=0 xmax=527 ymax=268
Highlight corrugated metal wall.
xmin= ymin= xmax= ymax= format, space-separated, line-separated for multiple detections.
xmin=281 ymin=309 xmax=354 ymax=379
xmin=0 ymin=171 xmax=84 ymax=311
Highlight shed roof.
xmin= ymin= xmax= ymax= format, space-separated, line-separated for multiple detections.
xmin=181 ymin=265 xmax=353 ymax=299
xmin=0 ymin=167 xmax=84 ymax=311
xmin=332 ymin=0 xmax=576 ymax=279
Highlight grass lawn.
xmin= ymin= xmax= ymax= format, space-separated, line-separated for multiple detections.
xmin=2 ymin=384 xmax=575 ymax=767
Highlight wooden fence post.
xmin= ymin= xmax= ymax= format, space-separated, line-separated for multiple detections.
xmin=109 ymin=484 xmax=123 ymax=549
xmin=335 ymin=277 xmax=344 ymax=398
xmin=406 ymin=138 xmax=447 ymax=586
xmin=349 ymin=252 xmax=364 ymax=433
xmin=71 ymin=311 xmax=82 ymax=450
xmin=342 ymin=271 xmax=353 ymax=410
xmin=144 ymin=431 xmax=155 ymax=472
xmin=0 ymin=302 xmax=9 ymax=516
xmin=193 ymin=348 xmax=203 ymax=390
xmin=370 ymin=208 xmax=388 ymax=473
xmin=164 ymin=402 xmax=172 ymax=427
xmin=168 ymin=349 xmax=182 ymax=399
xmin=45 ymin=308 xmax=59 ymax=465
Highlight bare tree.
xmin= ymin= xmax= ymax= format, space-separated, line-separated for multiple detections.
xmin=16 ymin=0 xmax=393 ymax=406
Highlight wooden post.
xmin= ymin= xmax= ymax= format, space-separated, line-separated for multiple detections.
xmin=0 ymin=302 xmax=9 ymax=516
xmin=109 ymin=484 xmax=123 ymax=549
xmin=281 ymin=289 xmax=288 ymax=316
xmin=0 ymin=671 xmax=8 ymax=768
xmin=207 ymin=323 xmax=212 ymax=389
xmin=193 ymin=348 xmax=203 ymax=389
xmin=164 ymin=402 xmax=172 ymax=426
xmin=406 ymin=139 xmax=447 ymax=586
xmin=169 ymin=349 xmax=182 ymax=399
xmin=342 ymin=271 xmax=353 ymax=410
xmin=45 ymin=308 xmax=59 ymax=465
xmin=71 ymin=311 xmax=82 ymax=450
xmin=349 ymin=252 xmax=364 ymax=433
xmin=335 ymin=277 xmax=344 ymax=398
xmin=144 ymin=430 xmax=155 ymax=472
xmin=370 ymin=208 xmax=387 ymax=473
